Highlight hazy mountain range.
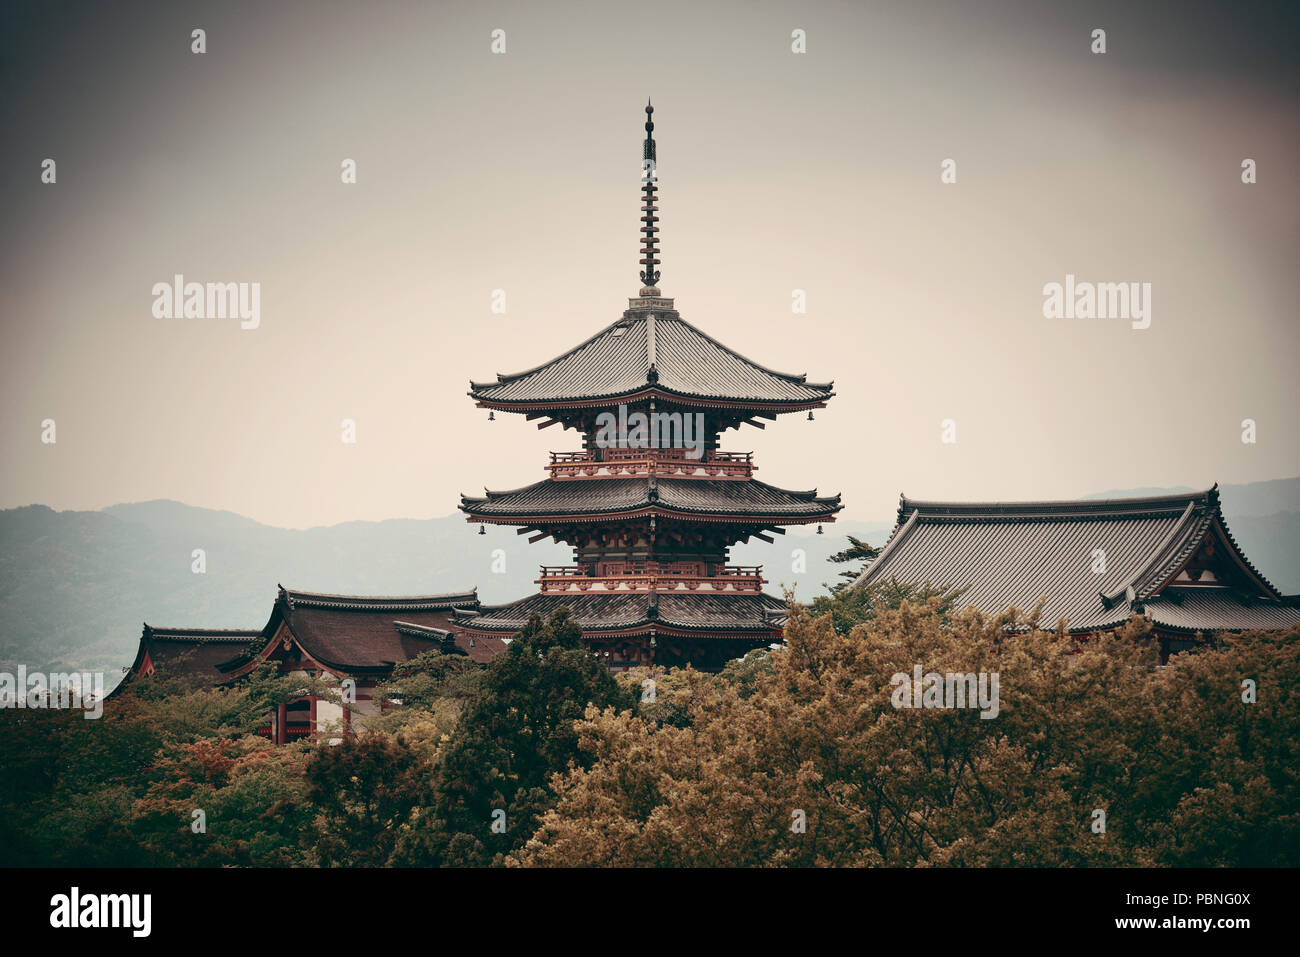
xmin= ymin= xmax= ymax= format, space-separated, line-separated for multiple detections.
xmin=2 ymin=477 xmax=1297 ymax=684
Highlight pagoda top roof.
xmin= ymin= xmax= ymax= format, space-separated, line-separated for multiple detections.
xmin=469 ymin=306 xmax=834 ymax=409
xmin=461 ymin=476 xmax=841 ymax=521
xmin=852 ymin=486 xmax=1300 ymax=634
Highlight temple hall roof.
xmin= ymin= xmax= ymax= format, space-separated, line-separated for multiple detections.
xmin=851 ymin=487 xmax=1300 ymax=634
xmin=270 ymin=587 xmax=489 ymax=671
xmin=1141 ymin=589 xmax=1300 ymax=634
xmin=277 ymin=589 xmax=480 ymax=612
xmin=128 ymin=626 xmax=262 ymax=684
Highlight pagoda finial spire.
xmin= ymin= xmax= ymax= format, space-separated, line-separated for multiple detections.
xmin=639 ymin=99 xmax=661 ymax=296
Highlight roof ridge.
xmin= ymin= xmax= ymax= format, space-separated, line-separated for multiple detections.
xmin=281 ymin=588 xmax=479 ymax=606
xmin=1103 ymin=498 xmax=1201 ymax=605
xmin=852 ymin=508 xmax=920 ymax=588
xmin=144 ymin=626 xmax=262 ymax=641
xmin=901 ymin=488 xmax=1215 ymax=519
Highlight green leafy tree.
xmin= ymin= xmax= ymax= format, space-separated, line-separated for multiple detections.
xmin=810 ymin=577 xmax=959 ymax=636
xmin=393 ymin=608 xmax=632 ymax=865
xmin=130 ymin=736 xmax=313 ymax=866
xmin=516 ymin=592 xmax=1300 ymax=867
xmin=825 ymin=535 xmax=881 ymax=592
xmin=305 ymin=733 xmax=431 ymax=866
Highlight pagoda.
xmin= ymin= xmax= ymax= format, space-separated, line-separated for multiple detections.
xmin=453 ymin=103 xmax=842 ymax=670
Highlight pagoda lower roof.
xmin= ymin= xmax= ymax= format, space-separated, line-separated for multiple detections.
xmin=460 ymin=477 xmax=841 ymax=521
xmin=454 ymin=591 xmax=789 ymax=636
xmin=469 ymin=306 xmax=833 ymax=409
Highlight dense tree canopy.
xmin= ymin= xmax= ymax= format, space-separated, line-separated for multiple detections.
xmin=2 ymin=592 xmax=1295 ymax=867
xmin=516 ymin=602 xmax=1298 ymax=866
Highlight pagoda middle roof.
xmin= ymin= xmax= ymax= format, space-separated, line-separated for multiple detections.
xmin=468 ymin=307 xmax=834 ymax=408
xmin=460 ymin=477 xmax=842 ymax=520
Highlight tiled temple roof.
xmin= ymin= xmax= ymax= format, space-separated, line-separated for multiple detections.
xmin=454 ymin=591 xmax=789 ymax=635
xmin=852 ymin=487 xmax=1300 ymax=634
xmin=272 ymin=586 xmax=484 ymax=671
xmin=391 ymin=619 xmax=505 ymax=663
xmin=1142 ymin=589 xmax=1300 ymax=634
xmin=116 ymin=626 xmax=263 ymax=691
xmin=461 ymin=477 xmax=841 ymax=520
xmin=469 ymin=311 xmax=833 ymax=407
xmin=120 ymin=587 xmax=497 ymax=692
xmin=278 ymin=589 xmax=480 ymax=612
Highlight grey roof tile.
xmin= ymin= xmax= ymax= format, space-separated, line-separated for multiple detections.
xmin=461 ymin=477 xmax=841 ymax=519
xmin=1144 ymin=590 xmax=1300 ymax=633
xmin=279 ymin=588 xmax=479 ymax=612
xmin=456 ymin=591 xmax=788 ymax=634
xmin=853 ymin=488 xmax=1296 ymax=634
xmin=470 ymin=311 xmax=833 ymax=406
xmin=132 ymin=627 xmax=263 ymax=683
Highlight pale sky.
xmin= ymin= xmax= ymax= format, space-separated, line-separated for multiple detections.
xmin=2 ymin=0 xmax=1297 ymax=529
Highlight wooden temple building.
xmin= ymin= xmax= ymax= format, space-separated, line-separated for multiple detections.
xmin=451 ymin=102 xmax=841 ymax=670
xmin=116 ymin=588 xmax=496 ymax=740
xmin=851 ymin=487 xmax=1300 ymax=658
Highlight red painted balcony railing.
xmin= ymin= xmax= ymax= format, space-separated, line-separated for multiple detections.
xmin=537 ymin=563 xmax=765 ymax=593
xmin=547 ymin=449 xmax=755 ymax=480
